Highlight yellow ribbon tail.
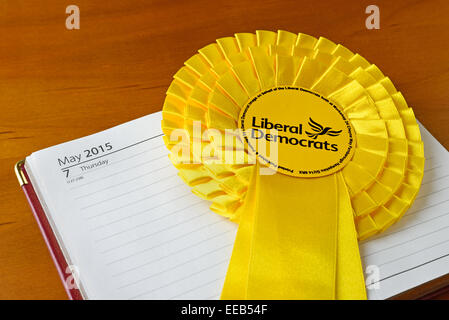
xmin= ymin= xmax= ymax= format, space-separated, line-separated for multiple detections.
xmin=336 ymin=172 xmax=367 ymax=299
xmin=222 ymin=167 xmax=366 ymax=299
xmin=220 ymin=165 xmax=258 ymax=299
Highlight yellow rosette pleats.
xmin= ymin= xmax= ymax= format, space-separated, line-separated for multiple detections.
xmin=161 ymin=30 xmax=425 ymax=299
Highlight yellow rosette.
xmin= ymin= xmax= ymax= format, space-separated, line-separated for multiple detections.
xmin=161 ymin=30 xmax=425 ymax=299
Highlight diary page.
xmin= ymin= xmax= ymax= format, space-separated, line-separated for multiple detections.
xmin=26 ymin=112 xmax=237 ymax=299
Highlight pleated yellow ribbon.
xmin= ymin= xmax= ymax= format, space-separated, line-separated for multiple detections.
xmin=161 ymin=30 xmax=425 ymax=299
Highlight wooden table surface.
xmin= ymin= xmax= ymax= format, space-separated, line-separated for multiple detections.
xmin=1 ymin=0 xmax=448 ymax=299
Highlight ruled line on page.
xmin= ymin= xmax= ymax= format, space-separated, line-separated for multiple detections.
xmin=363 ymin=224 xmax=449 ymax=258
xmin=420 ymin=173 xmax=449 ymax=186
xmin=377 ymin=236 xmax=449 ymax=268
xmin=104 ymin=218 xmax=231 ymax=265
xmin=80 ymin=174 xmax=179 ymax=209
xmin=423 ymin=164 xmax=443 ymax=173
xmin=95 ymin=209 xmax=210 ymax=243
xmin=378 ymin=253 xmax=449 ymax=284
xmin=406 ymin=198 xmax=449 ymax=216
xmin=70 ymin=144 xmax=168 ymax=182
xmin=127 ymin=258 xmax=231 ymax=299
xmin=120 ymin=248 xmax=231 ymax=290
xmin=363 ymin=216 xmax=449 ymax=268
xmin=70 ymin=144 xmax=168 ymax=191
xmin=70 ymin=155 xmax=168 ymax=190
xmin=90 ymin=194 xmax=200 ymax=231
xmin=74 ymin=162 xmax=172 ymax=199
xmin=99 ymin=210 xmax=220 ymax=254
xmin=84 ymin=182 xmax=187 ymax=218
xmin=111 ymin=230 xmax=234 ymax=277
xmin=168 ymin=277 xmax=226 ymax=300
xmin=366 ymin=206 xmax=449 ymax=243
xmin=93 ymin=201 xmax=205 ymax=242
xmin=414 ymin=186 xmax=449 ymax=201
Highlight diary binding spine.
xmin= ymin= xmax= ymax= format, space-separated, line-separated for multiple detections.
xmin=14 ymin=159 xmax=83 ymax=300
xmin=14 ymin=159 xmax=28 ymax=186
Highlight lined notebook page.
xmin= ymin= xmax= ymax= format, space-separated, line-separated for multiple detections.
xmin=362 ymin=123 xmax=449 ymax=299
xmin=25 ymin=112 xmax=237 ymax=299
xmin=25 ymin=112 xmax=449 ymax=299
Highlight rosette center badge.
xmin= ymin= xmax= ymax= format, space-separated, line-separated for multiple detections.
xmin=239 ymin=86 xmax=355 ymax=177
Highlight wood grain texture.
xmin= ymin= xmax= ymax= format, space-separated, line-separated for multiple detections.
xmin=0 ymin=0 xmax=448 ymax=299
